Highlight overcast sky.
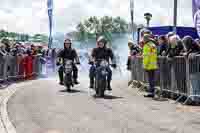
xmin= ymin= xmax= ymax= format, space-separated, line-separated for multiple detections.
xmin=0 ymin=0 xmax=193 ymax=34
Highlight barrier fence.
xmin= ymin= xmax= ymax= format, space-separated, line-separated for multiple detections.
xmin=0 ymin=54 xmax=56 ymax=84
xmin=131 ymin=55 xmax=200 ymax=103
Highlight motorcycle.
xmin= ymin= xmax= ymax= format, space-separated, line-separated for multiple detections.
xmin=92 ymin=59 xmax=111 ymax=97
xmin=63 ymin=59 xmax=74 ymax=91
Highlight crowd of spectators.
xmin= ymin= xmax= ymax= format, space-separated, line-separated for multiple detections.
xmin=0 ymin=39 xmax=57 ymax=88
xmin=126 ymin=29 xmax=200 ymax=99
xmin=0 ymin=39 xmax=59 ymax=60
xmin=127 ymin=29 xmax=200 ymax=70
xmin=0 ymin=40 xmax=48 ymax=57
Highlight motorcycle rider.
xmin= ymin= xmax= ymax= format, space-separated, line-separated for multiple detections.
xmin=89 ymin=36 xmax=117 ymax=90
xmin=57 ymin=38 xmax=80 ymax=85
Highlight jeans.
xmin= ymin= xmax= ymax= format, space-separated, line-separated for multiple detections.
xmin=146 ymin=70 xmax=156 ymax=95
xmin=89 ymin=65 xmax=112 ymax=85
xmin=190 ymin=72 xmax=200 ymax=101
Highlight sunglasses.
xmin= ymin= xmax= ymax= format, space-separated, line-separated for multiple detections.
xmin=64 ymin=43 xmax=71 ymax=44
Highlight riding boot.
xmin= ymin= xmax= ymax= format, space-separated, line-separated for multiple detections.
xmin=107 ymin=80 xmax=112 ymax=91
xmin=74 ymin=78 xmax=80 ymax=85
xmin=58 ymin=67 xmax=64 ymax=85
xmin=89 ymin=78 xmax=94 ymax=88
xmin=73 ymin=65 xmax=79 ymax=84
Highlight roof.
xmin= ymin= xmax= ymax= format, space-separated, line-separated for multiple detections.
xmin=146 ymin=26 xmax=199 ymax=39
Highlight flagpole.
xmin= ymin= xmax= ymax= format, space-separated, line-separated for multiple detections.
xmin=47 ymin=0 xmax=53 ymax=49
xmin=130 ymin=0 xmax=135 ymax=41
xmin=173 ymin=0 xmax=178 ymax=34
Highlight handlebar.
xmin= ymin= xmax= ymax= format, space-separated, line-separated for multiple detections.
xmin=89 ymin=60 xmax=117 ymax=68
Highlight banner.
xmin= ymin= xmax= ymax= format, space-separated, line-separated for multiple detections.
xmin=193 ymin=0 xmax=200 ymax=37
xmin=47 ymin=0 xmax=53 ymax=48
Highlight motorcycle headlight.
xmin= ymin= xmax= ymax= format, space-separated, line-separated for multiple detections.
xmin=65 ymin=60 xmax=72 ymax=65
xmin=100 ymin=60 xmax=108 ymax=67
xmin=101 ymin=69 xmax=108 ymax=75
xmin=65 ymin=67 xmax=72 ymax=73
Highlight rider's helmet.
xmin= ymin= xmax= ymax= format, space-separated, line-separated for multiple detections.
xmin=97 ymin=36 xmax=107 ymax=46
xmin=64 ymin=38 xmax=72 ymax=49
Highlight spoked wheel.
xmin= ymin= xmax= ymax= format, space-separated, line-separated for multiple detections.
xmin=95 ymin=78 xmax=106 ymax=98
xmin=99 ymin=79 xmax=106 ymax=97
xmin=93 ymin=78 xmax=100 ymax=98
xmin=64 ymin=74 xmax=72 ymax=92
xmin=66 ymin=84 xmax=71 ymax=92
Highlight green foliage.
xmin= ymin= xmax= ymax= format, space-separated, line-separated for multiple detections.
xmin=0 ymin=29 xmax=48 ymax=43
xmin=75 ymin=16 xmax=128 ymax=43
xmin=32 ymin=34 xmax=48 ymax=43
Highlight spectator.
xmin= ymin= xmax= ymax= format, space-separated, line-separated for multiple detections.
xmin=1 ymin=39 xmax=11 ymax=53
xmin=183 ymin=36 xmax=200 ymax=102
xmin=127 ymin=40 xmax=141 ymax=70
xmin=166 ymin=35 xmax=184 ymax=57
xmin=37 ymin=46 xmax=44 ymax=55
xmin=142 ymin=34 xmax=158 ymax=98
xmin=18 ymin=43 xmax=25 ymax=55
xmin=0 ymin=43 xmax=6 ymax=57
xmin=166 ymin=32 xmax=175 ymax=41
xmin=165 ymin=32 xmax=175 ymax=47
xmin=11 ymin=44 xmax=18 ymax=56
xmin=182 ymin=36 xmax=200 ymax=56
xmin=128 ymin=40 xmax=141 ymax=55
xmin=153 ymin=35 xmax=159 ymax=46
xmin=31 ymin=44 xmax=37 ymax=55
xmin=195 ymin=38 xmax=200 ymax=47
xmin=158 ymin=35 xmax=168 ymax=56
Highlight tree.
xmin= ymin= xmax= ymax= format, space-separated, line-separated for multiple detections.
xmin=32 ymin=34 xmax=48 ymax=43
xmin=113 ymin=17 xmax=128 ymax=33
xmin=9 ymin=32 xmax=17 ymax=39
xmin=0 ymin=30 xmax=8 ymax=38
xmin=76 ymin=22 xmax=88 ymax=41
xmin=101 ymin=16 xmax=113 ymax=33
xmin=75 ymin=16 xmax=128 ymax=43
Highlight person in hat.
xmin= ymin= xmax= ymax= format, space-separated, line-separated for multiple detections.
xmin=143 ymin=34 xmax=158 ymax=98
xmin=127 ymin=40 xmax=141 ymax=70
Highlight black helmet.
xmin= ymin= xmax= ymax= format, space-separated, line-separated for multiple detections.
xmin=64 ymin=38 xmax=72 ymax=49
xmin=97 ymin=36 xmax=107 ymax=45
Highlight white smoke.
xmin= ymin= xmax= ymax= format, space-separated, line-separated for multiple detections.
xmin=45 ymin=33 xmax=131 ymax=81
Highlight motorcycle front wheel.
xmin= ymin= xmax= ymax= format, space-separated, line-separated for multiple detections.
xmin=95 ymin=78 xmax=106 ymax=97
xmin=64 ymin=73 xmax=72 ymax=91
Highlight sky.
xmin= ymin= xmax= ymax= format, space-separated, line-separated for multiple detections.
xmin=0 ymin=0 xmax=194 ymax=35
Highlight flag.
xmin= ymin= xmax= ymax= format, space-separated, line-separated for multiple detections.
xmin=47 ymin=0 xmax=53 ymax=10
xmin=193 ymin=0 xmax=200 ymax=37
xmin=130 ymin=0 xmax=135 ymax=41
xmin=47 ymin=0 xmax=53 ymax=48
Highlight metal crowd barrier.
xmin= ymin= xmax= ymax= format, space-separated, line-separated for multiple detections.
xmin=0 ymin=55 xmax=7 ymax=82
xmin=131 ymin=55 xmax=200 ymax=103
xmin=0 ymin=54 xmax=44 ymax=83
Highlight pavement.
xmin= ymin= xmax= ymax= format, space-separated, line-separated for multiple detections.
xmin=0 ymin=77 xmax=200 ymax=133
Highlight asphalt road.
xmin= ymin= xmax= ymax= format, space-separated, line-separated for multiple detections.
xmin=8 ymin=77 xmax=200 ymax=133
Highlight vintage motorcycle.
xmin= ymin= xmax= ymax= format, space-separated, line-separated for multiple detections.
xmin=91 ymin=59 xmax=111 ymax=97
xmin=63 ymin=59 xmax=74 ymax=91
